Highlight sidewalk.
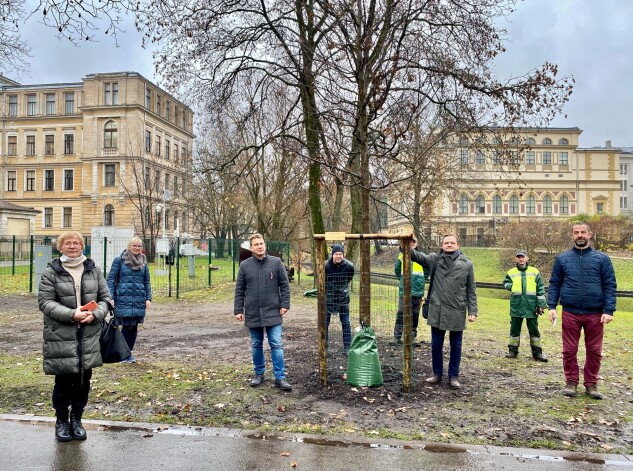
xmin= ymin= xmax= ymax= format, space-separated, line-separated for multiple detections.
xmin=1 ymin=414 xmax=631 ymax=470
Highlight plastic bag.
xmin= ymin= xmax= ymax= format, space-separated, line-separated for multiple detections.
xmin=346 ymin=326 xmax=383 ymax=387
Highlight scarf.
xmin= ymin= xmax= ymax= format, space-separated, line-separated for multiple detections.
xmin=122 ymin=249 xmax=146 ymax=271
xmin=60 ymin=255 xmax=86 ymax=309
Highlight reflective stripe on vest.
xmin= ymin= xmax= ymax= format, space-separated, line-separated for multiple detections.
xmin=398 ymin=253 xmax=424 ymax=274
xmin=508 ymin=266 xmax=539 ymax=296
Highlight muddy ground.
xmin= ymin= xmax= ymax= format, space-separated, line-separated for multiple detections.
xmin=1 ymin=294 xmax=631 ymax=454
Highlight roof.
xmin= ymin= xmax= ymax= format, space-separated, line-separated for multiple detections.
xmin=0 ymin=200 xmax=41 ymax=213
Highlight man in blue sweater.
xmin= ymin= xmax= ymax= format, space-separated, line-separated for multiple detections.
xmin=548 ymin=223 xmax=616 ymax=399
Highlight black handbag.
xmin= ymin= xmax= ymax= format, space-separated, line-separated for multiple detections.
xmin=100 ymin=304 xmax=131 ymax=363
xmin=422 ymin=260 xmax=438 ymax=319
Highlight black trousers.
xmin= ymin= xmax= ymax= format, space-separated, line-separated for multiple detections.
xmin=52 ymin=369 xmax=92 ymax=419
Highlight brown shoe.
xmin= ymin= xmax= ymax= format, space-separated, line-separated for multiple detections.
xmin=449 ymin=377 xmax=461 ymax=389
xmin=563 ymin=382 xmax=578 ymax=397
xmin=425 ymin=374 xmax=442 ymax=384
xmin=585 ymin=385 xmax=603 ymax=400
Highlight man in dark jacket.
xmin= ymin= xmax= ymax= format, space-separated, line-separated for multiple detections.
xmin=324 ymin=244 xmax=355 ymax=354
xmin=548 ymin=223 xmax=616 ymax=399
xmin=234 ymin=233 xmax=292 ymax=391
xmin=411 ymin=234 xmax=477 ymax=389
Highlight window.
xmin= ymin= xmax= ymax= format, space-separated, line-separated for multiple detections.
xmin=173 ymin=211 xmax=178 ymax=231
xmin=526 ymin=195 xmax=536 ymax=214
xmin=476 ymin=195 xmax=485 ymax=214
xmin=459 ymin=195 xmax=469 ymax=214
xmin=165 ymin=173 xmax=170 ymax=194
xmin=165 ymin=139 xmax=170 ymax=160
xmin=526 ymin=138 xmax=535 ymax=145
xmin=112 ymin=82 xmax=119 ymax=105
xmin=44 ymin=208 xmax=53 ymax=228
xmin=26 ymin=135 xmax=35 ymax=155
xmin=559 ymin=138 xmax=569 ymax=145
xmin=145 ymin=130 xmax=152 ymax=152
xmin=64 ymin=169 xmax=74 ymax=191
xmin=174 ymin=144 xmax=179 ymax=162
xmin=104 ymin=82 xmax=119 ymax=105
xmin=543 ymin=138 xmax=552 ymax=145
xmin=45 ymin=135 xmax=55 ymax=155
xmin=62 ymin=207 xmax=73 ymax=227
xmin=621 ymin=164 xmax=628 ymax=175
xmin=509 ymin=195 xmax=518 ymax=214
xmin=621 ymin=196 xmax=628 ymax=210
xmin=493 ymin=195 xmax=502 ymax=214
xmin=25 ymin=170 xmax=35 ymax=191
xmin=64 ymin=134 xmax=74 ymax=154
xmin=104 ymin=204 xmax=114 ymax=226
xmin=9 ymin=95 xmax=18 ymax=116
xmin=165 ymin=209 xmax=170 ymax=230
xmin=166 ymin=101 xmax=171 ymax=120
xmin=46 ymin=93 xmax=56 ymax=114
xmin=493 ymin=150 xmax=503 ymax=165
xmin=543 ymin=195 xmax=552 ymax=214
xmin=475 ymin=150 xmax=485 ymax=164
xmin=559 ymin=152 xmax=568 ymax=165
xmin=525 ymin=151 xmax=535 ymax=165
xmin=173 ymin=176 xmax=178 ymax=197
xmin=155 ymin=170 xmax=161 ymax=192
xmin=7 ymin=171 xmax=16 ymax=191
xmin=596 ymin=202 xmax=604 ymax=214
xmin=156 ymin=95 xmax=162 ymax=115
xmin=155 ymin=136 xmax=161 ymax=156
xmin=560 ymin=195 xmax=569 ymax=214
xmin=175 ymin=108 xmax=180 ymax=126
xmin=182 ymin=145 xmax=188 ymax=161
xmin=7 ymin=136 xmax=17 ymax=156
xmin=144 ymin=166 xmax=150 ymax=187
xmin=45 ymin=170 xmax=54 ymax=191
xmin=65 ymin=92 xmax=75 ymax=114
xmin=459 ymin=149 xmax=469 ymax=165
xmin=621 ymin=180 xmax=628 ymax=191
xmin=145 ymin=87 xmax=152 ymax=109
xmin=104 ymin=164 xmax=116 ymax=186
xmin=104 ymin=120 xmax=117 ymax=148
xmin=543 ymin=152 xmax=552 ymax=165
xmin=27 ymin=94 xmax=37 ymax=115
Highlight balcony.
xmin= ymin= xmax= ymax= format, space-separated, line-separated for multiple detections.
xmin=102 ymin=147 xmax=119 ymax=156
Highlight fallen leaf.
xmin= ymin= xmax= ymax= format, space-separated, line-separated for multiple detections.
xmin=290 ymin=462 xmax=298 ymax=468
xmin=281 ymin=452 xmax=290 ymax=457
xmin=601 ymin=444 xmax=614 ymax=451
xmin=278 ymin=405 xmax=287 ymax=413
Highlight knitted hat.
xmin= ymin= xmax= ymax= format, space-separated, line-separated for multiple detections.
xmin=331 ymin=244 xmax=344 ymax=255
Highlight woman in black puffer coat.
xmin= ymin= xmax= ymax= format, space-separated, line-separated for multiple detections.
xmin=38 ymin=231 xmax=111 ymax=442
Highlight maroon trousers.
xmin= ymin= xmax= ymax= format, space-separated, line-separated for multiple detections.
xmin=561 ymin=311 xmax=604 ymax=387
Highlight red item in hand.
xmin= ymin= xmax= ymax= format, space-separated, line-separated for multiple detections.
xmin=80 ymin=300 xmax=98 ymax=311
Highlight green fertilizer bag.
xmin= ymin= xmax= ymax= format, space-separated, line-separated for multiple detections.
xmin=346 ymin=326 xmax=383 ymax=387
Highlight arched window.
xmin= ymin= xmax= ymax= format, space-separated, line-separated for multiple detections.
xmin=509 ymin=195 xmax=519 ymax=214
xmin=493 ymin=195 xmax=502 ymax=214
xmin=103 ymin=204 xmax=115 ymax=226
xmin=476 ymin=195 xmax=485 ymax=214
xmin=459 ymin=194 xmax=470 ymax=214
xmin=475 ymin=150 xmax=486 ymax=164
xmin=459 ymin=137 xmax=469 ymax=146
xmin=543 ymin=195 xmax=553 ymax=214
xmin=560 ymin=195 xmax=569 ymax=214
xmin=526 ymin=195 xmax=536 ymax=214
xmin=542 ymin=138 xmax=552 ymax=145
xmin=526 ymin=138 xmax=535 ymax=145
xmin=104 ymin=120 xmax=118 ymax=148
xmin=558 ymin=138 xmax=569 ymax=145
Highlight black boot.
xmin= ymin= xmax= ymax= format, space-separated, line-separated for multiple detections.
xmin=70 ymin=414 xmax=87 ymax=440
xmin=55 ymin=418 xmax=72 ymax=442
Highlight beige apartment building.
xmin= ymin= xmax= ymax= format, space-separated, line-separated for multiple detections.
xmin=387 ymin=127 xmax=621 ymax=242
xmin=0 ymin=72 xmax=194 ymax=239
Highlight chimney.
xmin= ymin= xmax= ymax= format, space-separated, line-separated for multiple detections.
xmin=605 ymin=140 xmax=612 ymax=147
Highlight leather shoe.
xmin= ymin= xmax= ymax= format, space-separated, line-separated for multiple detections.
xmin=505 ymin=351 xmax=518 ymax=359
xmin=70 ymin=416 xmax=87 ymax=440
xmin=563 ymin=382 xmax=578 ymax=397
xmin=55 ymin=418 xmax=72 ymax=442
xmin=449 ymin=377 xmax=461 ymax=389
xmin=250 ymin=374 xmax=265 ymax=387
xmin=274 ymin=378 xmax=292 ymax=391
xmin=533 ymin=353 xmax=548 ymax=362
xmin=585 ymin=385 xmax=603 ymax=400
xmin=425 ymin=374 xmax=442 ymax=384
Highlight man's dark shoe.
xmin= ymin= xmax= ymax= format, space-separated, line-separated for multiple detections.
xmin=413 ymin=340 xmax=422 ymax=348
xmin=425 ymin=374 xmax=442 ymax=384
xmin=585 ymin=385 xmax=604 ymax=400
xmin=274 ymin=378 xmax=292 ymax=391
xmin=389 ymin=338 xmax=403 ymax=346
xmin=505 ymin=351 xmax=518 ymax=359
xmin=449 ymin=377 xmax=461 ymax=389
xmin=563 ymin=382 xmax=578 ymax=397
xmin=533 ymin=353 xmax=548 ymax=362
xmin=70 ymin=415 xmax=87 ymax=440
xmin=55 ymin=418 xmax=72 ymax=442
xmin=250 ymin=374 xmax=265 ymax=387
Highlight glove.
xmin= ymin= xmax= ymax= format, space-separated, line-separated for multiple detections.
xmin=536 ymin=307 xmax=544 ymax=316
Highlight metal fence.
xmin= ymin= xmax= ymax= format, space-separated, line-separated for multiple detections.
xmin=0 ymin=235 xmax=290 ymax=298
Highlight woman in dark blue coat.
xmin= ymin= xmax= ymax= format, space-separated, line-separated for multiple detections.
xmin=107 ymin=237 xmax=152 ymax=363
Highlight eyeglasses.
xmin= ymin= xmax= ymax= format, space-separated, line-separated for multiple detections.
xmin=62 ymin=241 xmax=82 ymax=246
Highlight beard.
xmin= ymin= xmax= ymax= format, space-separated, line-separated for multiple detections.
xmin=575 ymin=238 xmax=589 ymax=248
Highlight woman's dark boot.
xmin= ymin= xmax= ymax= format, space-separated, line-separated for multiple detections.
xmin=70 ymin=413 xmax=87 ymax=440
xmin=55 ymin=417 xmax=72 ymax=442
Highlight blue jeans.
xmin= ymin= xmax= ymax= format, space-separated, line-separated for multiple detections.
xmin=431 ymin=327 xmax=463 ymax=379
xmin=249 ymin=324 xmax=286 ymax=380
xmin=326 ymin=302 xmax=352 ymax=350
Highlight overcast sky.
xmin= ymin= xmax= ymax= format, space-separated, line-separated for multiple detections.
xmin=13 ymin=0 xmax=633 ymax=148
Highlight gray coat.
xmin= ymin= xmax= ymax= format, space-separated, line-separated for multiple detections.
xmin=38 ymin=258 xmax=111 ymax=375
xmin=234 ymin=255 xmax=290 ymax=329
xmin=411 ymin=249 xmax=478 ymax=331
